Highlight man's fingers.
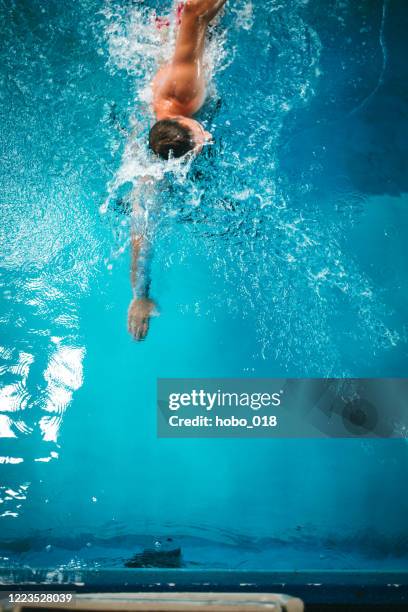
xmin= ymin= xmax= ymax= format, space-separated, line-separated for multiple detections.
xmin=136 ymin=324 xmax=143 ymax=341
xmin=143 ymin=320 xmax=150 ymax=337
xmin=135 ymin=317 xmax=147 ymax=341
xmin=128 ymin=316 xmax=140 ymax=340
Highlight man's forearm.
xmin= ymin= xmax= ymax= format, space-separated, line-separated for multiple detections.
xmin=131 ymin=234 xmax=152 ymax=298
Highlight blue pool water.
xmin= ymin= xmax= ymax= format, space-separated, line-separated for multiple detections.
xmin=1 ymin=0 xmax=408 ymax=582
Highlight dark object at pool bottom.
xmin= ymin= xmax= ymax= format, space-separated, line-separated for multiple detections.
xmin=125 ymin=541 xmax=182 ymax=568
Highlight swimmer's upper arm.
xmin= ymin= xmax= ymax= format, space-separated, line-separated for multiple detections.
xmin=173 ymin=5 xmax=204 ymax=64
xmin=130 ymin=177 xmax=154 ymax=231
xmin=173 ymin=0 xmax=226 ymax=63
xmin=131 ymin=174 xmax=161 ymax=224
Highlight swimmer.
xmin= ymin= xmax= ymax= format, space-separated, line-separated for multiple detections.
xmin=149 ymin=0 xmax=227 ymax=159
xmin=128 ymin=0 xmax=227 ymax=340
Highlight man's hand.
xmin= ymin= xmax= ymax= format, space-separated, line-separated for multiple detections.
xmin=128 ymin=297 xmax=157 ymax=341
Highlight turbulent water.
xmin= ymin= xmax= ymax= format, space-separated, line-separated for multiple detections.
xmin=0 ymin=0 xmax=407 ymax=569
xmin=100 ymin=0 xmax=400 ymax=373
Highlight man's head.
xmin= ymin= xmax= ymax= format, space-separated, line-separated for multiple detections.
xmin=149 ymin=117 xmax=211 ymax=160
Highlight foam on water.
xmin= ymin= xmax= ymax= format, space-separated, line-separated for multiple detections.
xmin=0 ymin=0 xmax=406 ymax=527
xmin=100 ymin=0 xmax=234 ymax=216
xmin=101 ymin=0 xmax=399 ymax=374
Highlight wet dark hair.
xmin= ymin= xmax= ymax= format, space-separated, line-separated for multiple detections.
xmin=149 ymin=119 xmax=194 ymax=160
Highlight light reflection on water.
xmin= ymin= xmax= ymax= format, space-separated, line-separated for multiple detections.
xmin=0 ymin=0 xmax=110 ymax=513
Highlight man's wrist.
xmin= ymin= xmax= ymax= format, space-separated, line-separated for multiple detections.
xmin=133 ymin=281 xmax=150 ymax=300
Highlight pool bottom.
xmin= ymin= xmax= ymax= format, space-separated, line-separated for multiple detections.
xmin=0 ymin=569 xmax=407 ymax=606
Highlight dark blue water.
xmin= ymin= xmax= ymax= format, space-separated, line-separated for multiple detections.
xmin=0 ymin=0 xmax=407 ymax=577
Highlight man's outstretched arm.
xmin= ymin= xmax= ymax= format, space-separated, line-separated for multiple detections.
xmin=127 ymin=198 xmax=157 ymax=341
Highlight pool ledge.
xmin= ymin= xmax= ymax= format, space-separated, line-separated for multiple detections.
xmin=0 ymin=569 xmax=407 ymax=605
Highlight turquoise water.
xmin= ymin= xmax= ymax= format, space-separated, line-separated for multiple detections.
xmin=1 ymin=0 xmax=408 ymax=575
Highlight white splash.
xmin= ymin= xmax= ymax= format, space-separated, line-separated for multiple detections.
xmin=101 ymin=0 xmax=232 ymax=215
